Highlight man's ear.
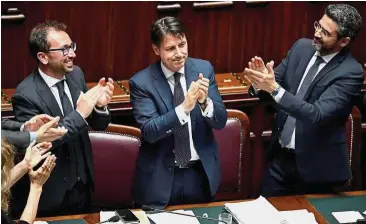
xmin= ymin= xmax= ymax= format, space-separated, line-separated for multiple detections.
xmin=152 ymin=44 xmax=160 ymax=56
xmin=339 ymin=37 xmax=351 ymax=48
xmin=37 ymin=52 xmax=48 ymax=65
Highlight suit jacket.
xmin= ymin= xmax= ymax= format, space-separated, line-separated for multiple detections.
xmin=251 ymin=38 xmax=364 ymax=183
xmin=1 ymin=119 xmax=29 ymax=149
xmin=11 ymin=66 xmax=111 ymax=215
xmin=129 ymin=57 xmax=227 ymax=207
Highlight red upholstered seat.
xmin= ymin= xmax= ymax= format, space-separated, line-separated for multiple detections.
xmin=89 ymin=124 xmax=141 ymax=209
xmin=346 ymin=106 xmax=362 ymax=190
xmin=214 ymin=109 xmax=251 ymax=201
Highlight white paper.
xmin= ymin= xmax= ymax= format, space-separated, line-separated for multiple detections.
xmin=100 ymin=210 xmax=150 ymax=224
xmin=363 ymin=210 xmax=366 ymax=215
xmin=147 ymin=210 xmax=200 ymax=224
xmin=280 ymin=209 xmax=318 ymax=224
xmin=224 ymin=196 xmax=287 ymax=224
xmin=34 ymin=222 xmax=48 ymax=224
xmin=332 ymin=211 xmax=364 ymax=224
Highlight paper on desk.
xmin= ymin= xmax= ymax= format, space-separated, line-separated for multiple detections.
xmin=279 ymin=209 xmax=318 ymax=224
xmin=34 ymin=222 xmax=48 ymax=224
xmin=332 ymin=211 xmax=364 ymax=224
xmin=100 ymin=210 xmax=150 ymax=224
xmin=147 ymin=210 xmax=200 ymax=224
xmin=225 ymin=196 xmax=287 ymax=224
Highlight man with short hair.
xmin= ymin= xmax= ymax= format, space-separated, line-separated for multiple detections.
xmin=130 ymin=16 xmax=227 ymax=208
xmin=11 ymin=20 xmax=113 ymax=216
xmin=244 ymin=4 xmax=363 ymax=196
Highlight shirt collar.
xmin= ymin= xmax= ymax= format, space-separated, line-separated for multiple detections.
xmin=160 ymin=61 xmax=185 ymax=80
xmin=38 ymin=68 xmax=65 ymax=88
xmin=315 ymin=51 xmax=339 ymax=63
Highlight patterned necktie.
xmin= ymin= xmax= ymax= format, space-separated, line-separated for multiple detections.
xmin=55 ymin=80 xmax=74 ymax=116
xmin=173 ymin=72 xmax=191 ymax=166
xmin=280 ymin=56 xmax=325 ymax=147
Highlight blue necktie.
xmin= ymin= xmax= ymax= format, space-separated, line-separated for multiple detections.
xmin=173 ymin=72 xmax=191 ymax=166
xmin=280 ymin=56 xmax=325 ymax=147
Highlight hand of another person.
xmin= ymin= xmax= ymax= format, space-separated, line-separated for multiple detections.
xmin=244 ymin=60 xmax=278 ymax=93
xmin=76 ymin=88 xmax=103 ymax=118
xmin=23 ymin=141 xmax=52 ymax=170
xmin=36 ymin=116 xmax=68 ymax=142
xmin=197 ymin=73 xmax=209 ymax=104
xmin=29 ymin=155 xmax=56 ymax=188
xmin=182 ymin=81 xmax=200 ymax=113
xmin=96 ymin=78 xmax=114 ymax=107
xmin=24 ymin=114 xmax=54 ymax=132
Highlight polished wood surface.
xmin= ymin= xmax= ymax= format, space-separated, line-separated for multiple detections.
xmin=1 ymin=2 xmax=365 ymax=88
xmin=37 ymin=191 xmax=366 ymax=224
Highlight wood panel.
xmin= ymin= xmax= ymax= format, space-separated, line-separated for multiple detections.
xmin=2 ymin=2 xmax=365 ymax=88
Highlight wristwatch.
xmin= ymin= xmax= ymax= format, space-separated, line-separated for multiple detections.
xmin=270 ymin=85 xmax=281 ymax=97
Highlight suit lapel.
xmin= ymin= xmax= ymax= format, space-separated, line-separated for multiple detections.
xmin=65 ymin=74 xmax=81 ymax=110
xmin=291 ymin=48 xmax=315 ymax=94
xmin=152 ymin=62 xmax=174 ymax=111
xmin=34 ymin=70 xmax=63 ymax=117
xmin=304 ymin=51 xmax=347 ymax=99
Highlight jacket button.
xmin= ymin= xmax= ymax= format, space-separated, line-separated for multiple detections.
xmin=66 ymin=156 xmax=71 ymax=160
xmin=64 ymin=177 xmax=69 ymax=182
xmin=168 ymin=167 xmax=173 ymax=171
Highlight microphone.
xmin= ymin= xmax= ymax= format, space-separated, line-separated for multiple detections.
xmin=141 ymin=205 xmax=229 ymax=224
xmin=97 ymin=215 xmax=120 ymax=224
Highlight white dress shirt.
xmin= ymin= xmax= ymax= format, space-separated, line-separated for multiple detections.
xmin=161 ymin=62 xmax=214 ymax=161
xmin=274 ymin=51 xmax=339 ymax=149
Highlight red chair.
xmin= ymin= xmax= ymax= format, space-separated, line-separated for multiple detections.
xmin=214 ymin=109 xmax=251 ymax=201
xmin=346 ymin=106 xmax=362 ymax=190
xmin=89 ymin=124 xmax=141 ymax=209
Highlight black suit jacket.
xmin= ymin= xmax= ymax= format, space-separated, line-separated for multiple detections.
xmin=251 ymin=39 xmax=364 ymax=183
xmin=1 ymin=119 xmax=29 ymax=149
xmin=11 ymin=66 xmax=110 ymax=215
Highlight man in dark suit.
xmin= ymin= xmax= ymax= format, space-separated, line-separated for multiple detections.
xmin=1 ymin=115 xmax=67 ymax=149
xmin=244 ymin=4 xmax=363 ymax=196
xmin=130 ymin=16 xmax=227 ymax=208
xmin=11 ymin=20 xmax=114 ymax=216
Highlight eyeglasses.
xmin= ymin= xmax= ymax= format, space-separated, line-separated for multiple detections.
xmin=47 ymin=42 xmax=77 ymax=56
xmin=314 ymin=21 xmax=338 ymax=38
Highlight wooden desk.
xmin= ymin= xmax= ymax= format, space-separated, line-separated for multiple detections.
xmin=37 ymin=191 xmax=366 ymax=224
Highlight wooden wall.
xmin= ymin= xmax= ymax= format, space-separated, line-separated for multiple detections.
xmin=2 ymin=1 xmax=366 ymax=88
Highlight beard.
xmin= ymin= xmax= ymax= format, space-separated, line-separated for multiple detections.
xmin=49 ymin=60 xmax=73 ymax=75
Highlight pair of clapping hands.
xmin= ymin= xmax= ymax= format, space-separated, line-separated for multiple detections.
xmin=243 ymin=56 xmax=278 ymax=93
xmin=76 ymin=77 xmax=114 ymax=118
xmin=182 ymin=73 xmax=209 ymax=113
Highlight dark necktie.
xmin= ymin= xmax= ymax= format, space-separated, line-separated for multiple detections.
xmin=280 ymin=56 xmax=325 ymax=146
xmin=173 ymin=72 xmax=191 ymax=166
xmin=55 ymin=80 xmax=74 ymax=116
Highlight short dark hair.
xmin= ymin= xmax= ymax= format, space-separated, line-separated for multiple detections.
xmin=28 ymin=20 xmax=67 ymax=61
xmin=325 ymin=4 xmax=363 ymax=41
xmin=151 ymin=16 xmax=186 ymax=47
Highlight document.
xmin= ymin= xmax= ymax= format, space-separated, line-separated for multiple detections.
xmin=225 ymin=196 xmax=286 ymax=224
xmin=225 ymin=196 xmax=318 ymax=224
xmin=280 ymin=209 xmax=318 ymax=224
xmin=332 ymin=211 xmax=364 ymax=224
xmin=147 ymin=210 xmax=200 ymax=224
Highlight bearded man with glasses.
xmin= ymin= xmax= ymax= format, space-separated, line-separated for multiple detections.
xmin=11 ymin=20 xmax=114 ymax=217
xmin=244 ymin=4 xmax=363 ymax=196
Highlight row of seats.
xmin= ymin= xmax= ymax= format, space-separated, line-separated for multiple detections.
xmin=88 ymin=108 xmax=362 ymax=210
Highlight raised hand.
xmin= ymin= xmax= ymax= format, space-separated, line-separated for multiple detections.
xmin=96 ymin=77 xmax=114 ymax=107
xmin=24 ymin=114 xmax=54 ymax=132
xmin=76 ymin=89 xmax=103 ymax=119
xmin=36 ymin=116 xmax=68 ymax=143
xmin=182 ymin=81 xmax=200 ymax=113
xmin=23 ymin=141 xmax=52 ymax=169
xmin=197 ymin=73 xmax=209 ymax=104
xmin=248 ymin=56 xmax=268 ymax=74
xmin=244 ymin=60 xmax=278 ymax=93
xmin=29 ymin=155 xmax=56 ymax=188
